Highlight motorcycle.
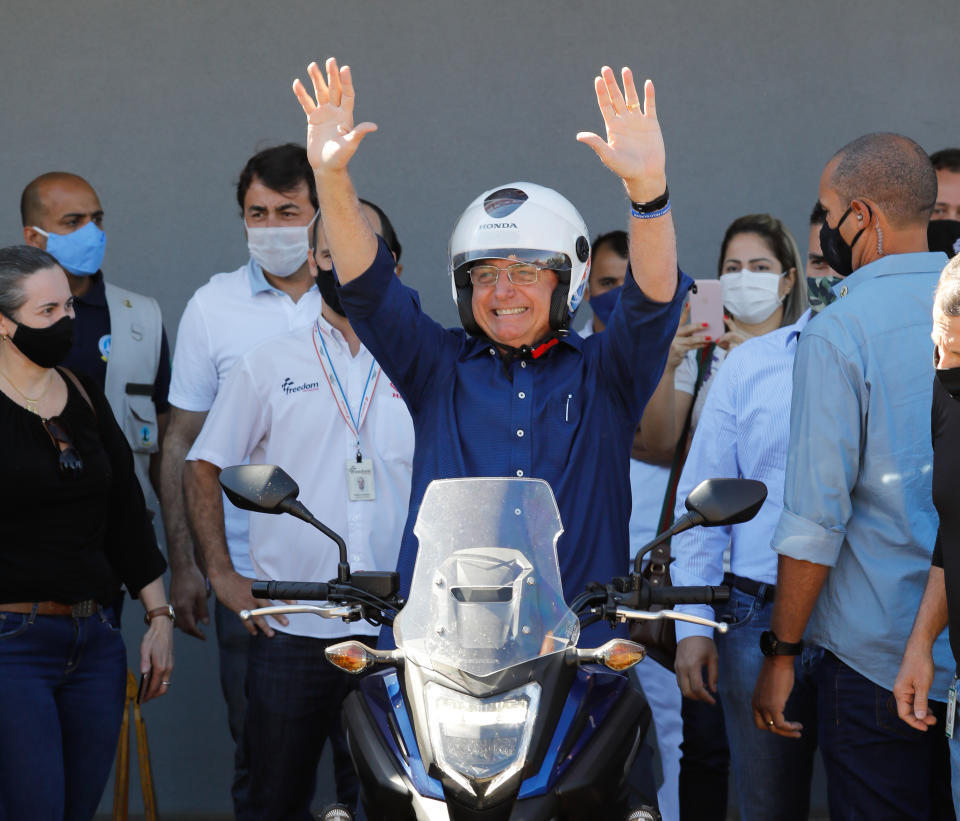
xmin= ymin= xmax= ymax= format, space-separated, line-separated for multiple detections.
xmin=220 ymin=467 xmax=766 ymax=821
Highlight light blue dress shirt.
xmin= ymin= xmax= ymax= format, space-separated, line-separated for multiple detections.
xmin=670 ymin=312 xmax=810 ymax=641
xmin=772 ymin=251 xmax=954 ymax=695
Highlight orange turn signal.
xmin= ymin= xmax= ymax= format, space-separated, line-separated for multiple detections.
xmin=326 ymin=641 xmax=376 ymax=674
xmin=597 ymin=639 xmax=646 ymax=672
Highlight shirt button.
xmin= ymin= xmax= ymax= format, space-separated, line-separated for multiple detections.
xmin=517 ymin=429 xmax=524 ymax=437
xmin=840 ymin=286 xmax=848 ymax=297
xmin=516 ymin=469 xmax=524 ymax=477
xmin=520 ymin=361 xmax=527 ymax=368
xmin=489 ymin=348 xmax=496 ymax=355
xmin=518 ymin=391 xmax=526 ymax=399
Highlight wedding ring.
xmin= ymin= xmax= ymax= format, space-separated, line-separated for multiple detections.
xmin=626 ymin=102 xmax=641 ymax=111
xmin=767 ymin=719 xmax=774 ymax=726
xmin=161 ymin=680 xmax=171 ymax=686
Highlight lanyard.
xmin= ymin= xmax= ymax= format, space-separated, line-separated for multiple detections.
xmin=312 ymin=320 xmax=380 ymax=460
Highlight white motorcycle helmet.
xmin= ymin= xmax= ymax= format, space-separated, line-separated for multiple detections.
xmin=449 ymin=182 xmax=591 ymax=338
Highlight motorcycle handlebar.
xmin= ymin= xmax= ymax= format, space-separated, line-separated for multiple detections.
xmin=251 ymin=580 xmax=330 ymax=601
xmin=646 ymin=585 xmax=729 ymax=606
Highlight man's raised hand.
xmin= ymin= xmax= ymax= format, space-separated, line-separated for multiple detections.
xmin=577 ymin=67 xmax=667 ymax=203
xmin=292 ymin=58 xmax=377 ymax=176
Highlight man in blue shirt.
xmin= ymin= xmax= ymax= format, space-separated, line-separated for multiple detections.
xmin=291 ymin=58 xmax=689 ymax=644
xmin=752 ymin=133 xmax=955 ymax=819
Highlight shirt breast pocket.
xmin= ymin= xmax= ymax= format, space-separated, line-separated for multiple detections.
xmin=123 ymin=391 xmax=159 ymax=454
xmin=372 ymin=399 xmax=415 ymax=466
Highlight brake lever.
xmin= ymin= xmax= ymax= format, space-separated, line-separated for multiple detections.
xmin=240 ymin=604 xmax=362 ymax=622
xmin=614 ymin=607 xmax=729 ymax=634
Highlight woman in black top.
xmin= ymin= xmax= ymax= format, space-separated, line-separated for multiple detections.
xmin=0 ymin=246 xmax=173 ymax=821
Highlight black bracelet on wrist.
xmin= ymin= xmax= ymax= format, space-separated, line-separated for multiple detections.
xmin=630 ymin=186 xmax=670 ymax=215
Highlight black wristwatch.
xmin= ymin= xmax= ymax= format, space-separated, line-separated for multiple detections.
xmin=760 ymin=630 xmax=803 ymax=657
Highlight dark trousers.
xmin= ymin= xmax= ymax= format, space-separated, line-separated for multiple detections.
xmin=679 ymin=695 xmax=729 ymax=821
xmin=815 ymin=651 xmax=955 ymax=820
xmin=0 ymin=607 xmax=126 ymax=821
xmin=237 ymin=630 xmax=369 ymax=821
xmin=215 ymin=597 xmax=252 ymax=812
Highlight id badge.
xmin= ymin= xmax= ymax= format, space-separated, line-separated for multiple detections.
xmin=947 ymin=676 xmax=957 ymax=740
xmin=346 ymin=458 xmax=376 ymax=501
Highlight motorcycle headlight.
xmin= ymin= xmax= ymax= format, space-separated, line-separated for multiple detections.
xmin=424 ymin=681 xmax=541 ymax=798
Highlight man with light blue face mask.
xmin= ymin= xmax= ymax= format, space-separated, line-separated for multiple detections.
xmin=160 ymin=143 xmax=325 ymax=814
xmin=21 ymin=172 xmax=171 ymax=522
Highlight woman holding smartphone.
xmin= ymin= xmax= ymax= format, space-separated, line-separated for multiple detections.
xmin=0 ymin=246 xmax=173 ymax=821
xmin=636 ymin=213 xmax=807 ymax=459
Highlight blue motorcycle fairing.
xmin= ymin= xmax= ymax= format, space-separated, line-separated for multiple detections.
xmin=361 ymin=669 xmax=445 ymax=800
xmin=518 ymin=665 xmax=630 ymax=798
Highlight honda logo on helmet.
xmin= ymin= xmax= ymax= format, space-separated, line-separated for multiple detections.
xmin=479 ymin=222 xmax=519 ymax=229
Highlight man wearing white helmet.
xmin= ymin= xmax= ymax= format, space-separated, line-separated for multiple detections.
xmin=292 ymin=59 xmax=690 ymax=643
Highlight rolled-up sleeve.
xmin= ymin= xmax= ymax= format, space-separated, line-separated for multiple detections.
xmin=772 ymin=331 xmax=861 ymax=567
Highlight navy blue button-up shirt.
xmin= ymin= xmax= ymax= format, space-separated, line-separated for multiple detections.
xmin=340 ymin=239 xmax=690 ymax=643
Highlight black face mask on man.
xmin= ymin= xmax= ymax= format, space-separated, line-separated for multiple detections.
xmin=3 ymin=314 xmax=75 ymax=368
xmin=819 ymin=205 xmax=869 ymax=278
xmin=315 ymin=264 xmax=346 ymax=318
xmin=936 ymin=366 xmax=960 ymax=398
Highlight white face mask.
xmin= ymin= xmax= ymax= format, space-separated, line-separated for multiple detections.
xmin=246 ymin=223 xmax=312 ymax=278
xmin=721 ymin=269 xmax=786 ymax=325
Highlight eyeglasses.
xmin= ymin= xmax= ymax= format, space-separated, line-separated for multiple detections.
xmin=468 ymin=263 xmax=551 ymax=287
xmin=42 ymin=416 xmax=84 ymax=477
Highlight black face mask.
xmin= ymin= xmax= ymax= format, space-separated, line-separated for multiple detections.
xmin=936 ymin=366 xmax=960 ymax=398
xmin=315 ymin=266 xmax=346 ymax=318
xmin=7 ymin=315 xmax=75 ymax=368
xmin=819 ymin=206 xmax=868 ymax=278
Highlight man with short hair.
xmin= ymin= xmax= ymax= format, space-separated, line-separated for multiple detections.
xmin=184 ymin=212 xmax=410 ymax=819
xmin=581 ymin=229 xmax=630 ymax=334
xmin=21 ymin=172 xmax=171 ymax=517
xmin=292 ymin=58 xmax=690 ymax=655
xmin=752 ymin=132 xmax=955 ymax=818
xmin=931 ymin=148 xmax=960 ymax=222
xmin=160 ymin=143 xmax=324 ymax=809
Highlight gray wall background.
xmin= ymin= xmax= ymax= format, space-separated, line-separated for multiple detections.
xmin=1 ymin=0 xmax=956 ymax=814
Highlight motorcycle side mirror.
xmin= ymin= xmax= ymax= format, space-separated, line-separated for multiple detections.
xmin=219 ymin=464 xmax=351 ymax=583
xmin=633 ymin=478 xmax=767 ymax=574
xmin=219 ymin=464 xmax=300 ymax=515
xmin=684 ymin=478 xmax=767 ymax=527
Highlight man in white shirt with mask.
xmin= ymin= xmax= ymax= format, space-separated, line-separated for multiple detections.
xmin=160 ymin=143 xmax=325 ymax=812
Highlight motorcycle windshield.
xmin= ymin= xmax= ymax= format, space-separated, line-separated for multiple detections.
xmin=393 ymin=477 xmax=579 ymax=677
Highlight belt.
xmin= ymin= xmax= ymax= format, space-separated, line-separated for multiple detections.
xmin=0 ymin=600 xmax=100 ymax=618
xmin=724 ymin=573 xmax=776 ymax=603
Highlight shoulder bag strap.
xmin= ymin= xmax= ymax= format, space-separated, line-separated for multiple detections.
xmin=647 ymin=343 xmax=715 ymax=588
xmin=58 ymin=366 xmax=97 ymax=418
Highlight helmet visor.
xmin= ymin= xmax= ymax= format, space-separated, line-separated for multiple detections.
xmin=452 ymin=248 xmax=571 ymax=284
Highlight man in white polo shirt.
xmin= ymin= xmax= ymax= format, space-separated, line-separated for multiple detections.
xmin=160 ymin=143 xmax=325 ymax=809
xmin=183 ymin=214 xmax=412 ymax=819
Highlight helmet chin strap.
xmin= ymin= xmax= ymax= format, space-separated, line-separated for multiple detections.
xmin=491 ymin=330 xmax=566 ymax=365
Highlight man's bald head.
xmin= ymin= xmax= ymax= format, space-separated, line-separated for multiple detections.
xmin=827 ymin=133 xmax=937 ymax=227
xmin=20 ymin=172 xmax=97 ymax=227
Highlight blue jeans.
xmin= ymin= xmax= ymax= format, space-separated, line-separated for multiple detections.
xmin=0 ymin=606 xmax=125 ymax=821
xmin=715 ymin=585 xmax=818 ymax=821
xmin=237 ymin=630 xmax=369 ymax=821
xmin=215 ymin=596 xmax=252 ymax=812
xmin=815 ymin=651 xmax=955 ymax=820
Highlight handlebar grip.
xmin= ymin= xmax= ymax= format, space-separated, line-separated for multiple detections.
xmin=251 ymin=581 xmax=330 ymax=601
xmin=648 ymin=585 xmax=729 ymax=606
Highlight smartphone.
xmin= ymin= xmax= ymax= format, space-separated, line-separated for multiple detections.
xmin=688 ymin=279 xmax=724 ymax=340
xmin=137 ymin=671 xmax=150 ymax=705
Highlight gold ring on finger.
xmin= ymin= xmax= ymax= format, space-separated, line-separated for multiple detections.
xmin=626 ymin=103 xmax=641 ymax=111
